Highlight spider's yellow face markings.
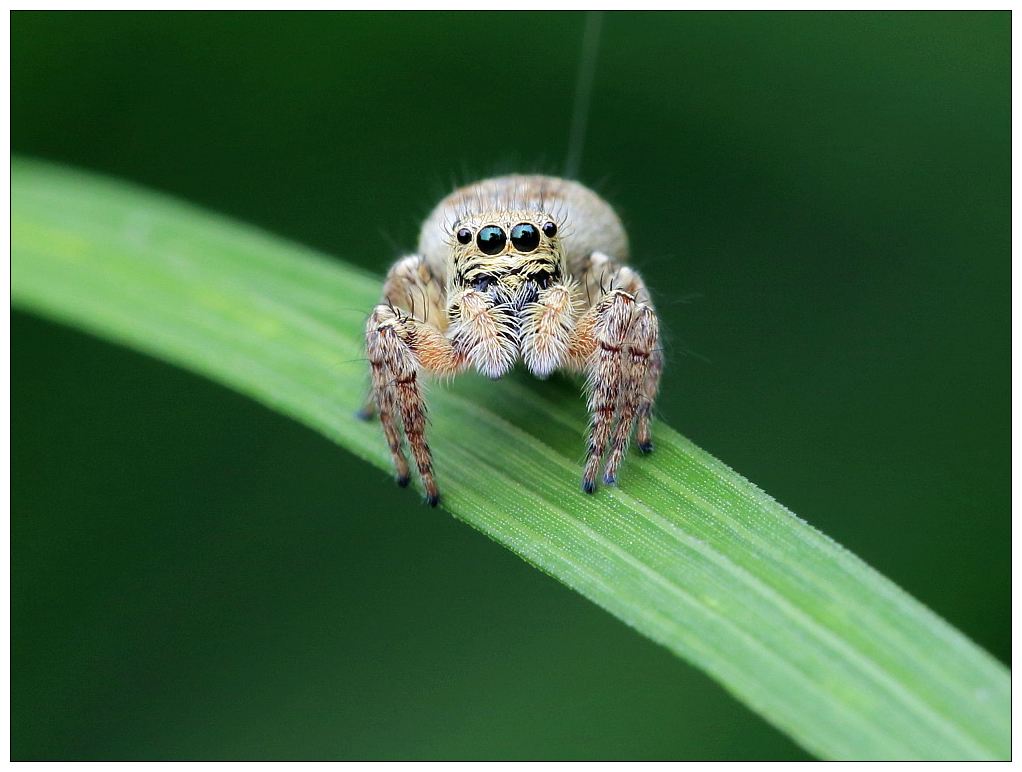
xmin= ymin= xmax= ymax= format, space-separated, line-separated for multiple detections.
xmin=450 ymin=210 xmax=564 ymax=311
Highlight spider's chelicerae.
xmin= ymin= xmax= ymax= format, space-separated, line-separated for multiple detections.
xmin=362 ymin=175 xmax=662 ymax=506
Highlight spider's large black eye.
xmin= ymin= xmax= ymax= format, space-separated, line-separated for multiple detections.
xmin=542 ymin=221 xmax=558 ymax=238
xmin=456 ymin=228 xmax=472 ymax=245
xmin=510 ymin=223 xmax=540 ymax=253
xmin=477 ymin=226 xmax=507 ymax=255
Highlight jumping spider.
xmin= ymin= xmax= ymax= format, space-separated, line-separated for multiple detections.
xmin=362 ymin=175 xmax=662 ymax=506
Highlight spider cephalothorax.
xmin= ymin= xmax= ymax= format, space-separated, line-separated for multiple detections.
xmin=363 ymin=176 xmax=662 ymax=506
xmin=446 ymin=210 xmax=570 ymax=380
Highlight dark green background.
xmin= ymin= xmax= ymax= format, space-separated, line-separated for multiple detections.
xmin=12 ymin=11 xmax=1009 ymax=760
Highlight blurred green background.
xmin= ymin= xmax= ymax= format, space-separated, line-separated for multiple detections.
xmin=12 ymin=11 xmax=1008 ymax=760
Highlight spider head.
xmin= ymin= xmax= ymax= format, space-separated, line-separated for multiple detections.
xmin=446 ymin=212 xmax=565 ymax=378
xmin=450 ymin=213 xmax=563 ymax=311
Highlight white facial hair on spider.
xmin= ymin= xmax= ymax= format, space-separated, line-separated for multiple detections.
xmin=445 ymin=236 xmax=568 ymax=380
xmin=447 ymin=284 xmax=520 ymax=380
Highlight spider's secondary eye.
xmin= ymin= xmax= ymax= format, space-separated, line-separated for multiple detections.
xmin=477 ymin=226 xmax=507 ymax=255
xmin=542 ymin=221 xmax=558 ymax=238
xmin=456 ymin=228 xmax=472 ymax=245
xmin=510 ymin=223 xmax=540 ymax=252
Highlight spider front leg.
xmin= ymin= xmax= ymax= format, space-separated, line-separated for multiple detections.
xmin=363 ymin=256 xmax=461 ymax=507
xmin=521 ymin=279 xmax=578 ymax=378
xmin=569 ymin=255 xmax=661 ymax=493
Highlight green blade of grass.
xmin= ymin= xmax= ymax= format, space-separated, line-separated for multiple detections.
xmin=11 ymin=157 xmax=1008 ymax=760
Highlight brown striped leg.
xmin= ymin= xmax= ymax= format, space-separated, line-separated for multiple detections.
xmin=568 ymin=253 xmax=661 ymax=493
xmin=603 ymin=304 xmax=659 ymax=484
xmin=362 ymin=254 xmax=463 ymax=506
xmin=365 ymin=304 xmax=465 ymax=506
xmin=365 ymin=308 xmax=414 ymax=489
xmin=578 ymin=290 xmax=632 ymax=493
xmin=635 ymin=349 xmax=663 ymax=453
xmin=364 ymin=250 xmax=468 ymax=506
xmin=393 ymin=364 xmax=436 ymax=506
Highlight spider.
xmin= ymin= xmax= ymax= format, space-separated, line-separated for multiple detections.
xmin=361 ymin=175 xmax=662 ymax=506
